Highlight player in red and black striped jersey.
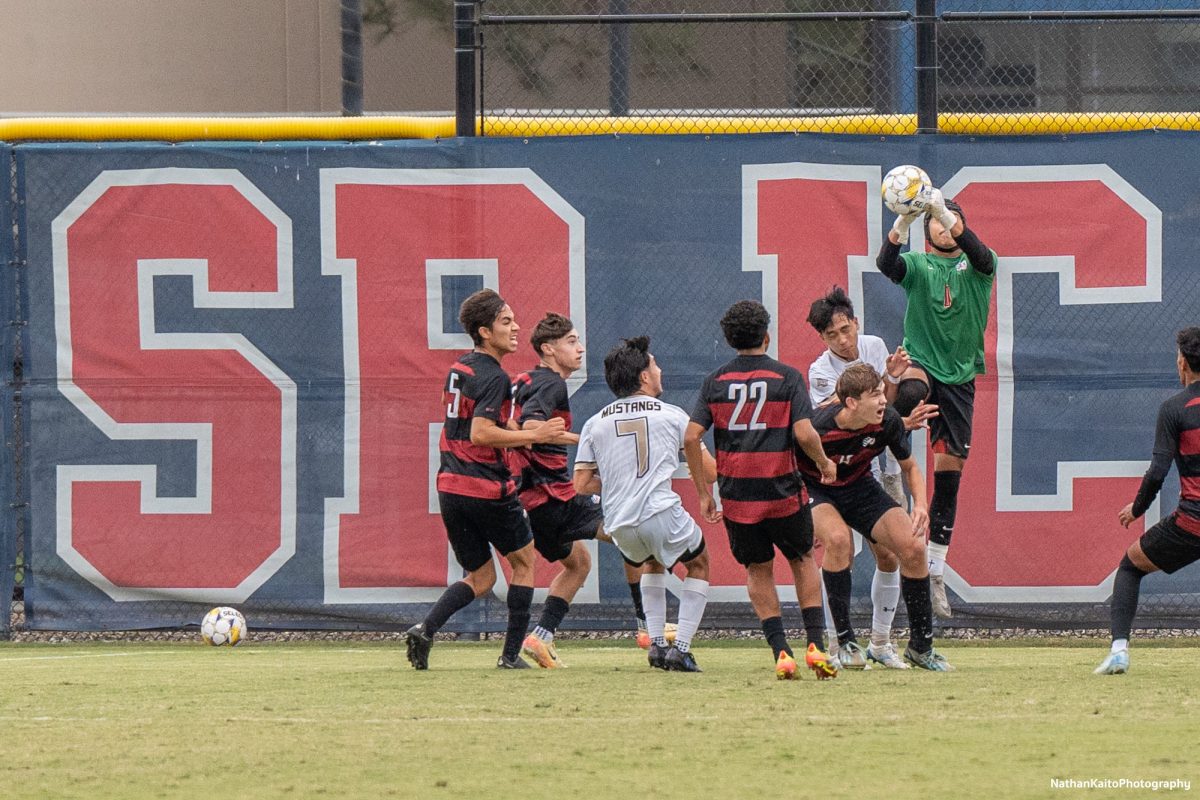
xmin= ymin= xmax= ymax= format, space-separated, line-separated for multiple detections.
xmin=684 ymin=300 xmax=840 ymax=680
xmin=796 ymin=363 xmax=953 ymax=671
xmin=405 ymin=289 xmax=568 ymax=671
xmin=1097 ymin=327 xmax=1200 ymax=675
xmin=509 ymin=313 xmax=610 ymax=668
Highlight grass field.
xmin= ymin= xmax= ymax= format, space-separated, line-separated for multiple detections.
xmin=0 ymin=639 xmax=1196 ymax=800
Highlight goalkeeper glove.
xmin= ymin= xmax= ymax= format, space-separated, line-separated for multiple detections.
xmin=915 ymin=187 xmax=959 ymax=232
xmin=891 ymin=212 xmax=920 ymax=244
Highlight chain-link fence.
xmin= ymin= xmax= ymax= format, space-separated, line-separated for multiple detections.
xmin=464 ymin=0 xmax=1200 ymax=136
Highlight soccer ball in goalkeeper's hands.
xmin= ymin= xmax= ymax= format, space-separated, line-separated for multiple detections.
xmin=881 ymin=165 xmax=932 ymax=216
xmin=201 ymin=606 xmax=247 ymax=646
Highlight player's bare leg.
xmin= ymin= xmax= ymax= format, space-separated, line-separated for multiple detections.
xmin=870 ymin=508 xmax=953 ymax=671
xmin=786 ymin=553 xmax=837 ymax=679
xmin=524 ymin=540 xmax=592 ymax=668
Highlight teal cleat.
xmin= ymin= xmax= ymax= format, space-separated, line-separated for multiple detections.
xmin=904 ymin=645 xmax=955 ymax=671
xmin=1093 ymin=650 xmax=1129 ymax=675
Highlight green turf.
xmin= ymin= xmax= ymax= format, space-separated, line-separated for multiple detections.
xmin=0 ymin=640 xmax=1195 ymax=800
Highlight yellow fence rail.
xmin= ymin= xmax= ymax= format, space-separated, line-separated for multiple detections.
xmin=3 ymin=113 xmax=1200 ymax=142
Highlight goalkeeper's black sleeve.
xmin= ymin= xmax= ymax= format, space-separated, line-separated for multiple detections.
xmin=954 ymin=225 xmax=995 ymax=276
xmin=877 ymin=239 xmax=906 ymax=283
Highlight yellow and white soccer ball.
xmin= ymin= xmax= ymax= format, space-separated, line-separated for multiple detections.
xmin=881 ymin=164 xmax=932 ymax=216
xmin=201 ymin=606 xmax=247 ymax=647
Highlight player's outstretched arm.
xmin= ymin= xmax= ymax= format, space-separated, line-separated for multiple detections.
xmin=471 ymin=416 xmax=565 ymax=449
xmin=573 ymin=463 xmax=601 ymax=496
xmin=876 ymin=233 xmax=907 ymax=283
xmin=684 ymin=423 xmax=721 ymax=523
xmin=793 ymin=419 xmax=836 ymax=484
xmin=521 ymin=418 xmax=579 ymax=445
xmin=899 ymin=455 xmax=929 ymax=537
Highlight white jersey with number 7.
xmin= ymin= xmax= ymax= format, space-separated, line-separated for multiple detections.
xmin=575 ymin=396 xmax=692 ymax=531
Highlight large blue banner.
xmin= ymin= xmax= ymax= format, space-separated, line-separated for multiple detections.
xmin=12 ymin=132 xmax=1200 ymax=631
xmin=0 ymin=145 xmax=15 ymax=635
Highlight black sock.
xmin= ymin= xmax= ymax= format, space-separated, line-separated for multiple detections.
xmin=801 ymin=605 xmax=826 ymax=650
xmin=901 ymin=575 xmax=934 ymax=654
xmin=503 ymin=585 xmax=534 ymax=660
xmin=423 ymin=581 xmax=476 ymax=635
xmin=1112 ymin=555 xmax=1148 ymax=642
xmin=929 ymin=471 xmax=962 ymax=546
xmin=628 ymin=582 xmax=646 ymax=625
xmin=536 ymin=594 xmax=570 ymax=636
xmin=822 ymin=568 xmax=855 ymax=646
xmin=761 ymin=616 xmax=791 ymax=659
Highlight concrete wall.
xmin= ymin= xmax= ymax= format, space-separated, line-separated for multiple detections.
xmin=0 ymin=0 xmax=454 ymax=115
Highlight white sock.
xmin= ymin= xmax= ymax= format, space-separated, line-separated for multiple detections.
xmin=1112 ymin=639 xmax=1128 ymax=654
xmin=819 ymin=573 xmax=836 ymax=648
xmin=870 ymin=567 xmax=901 ymax=646
xmin=927 ymin=542 xmax=949 ymax=577
xmin=674 ymin=577 xmax=709 ymax=653
xmin=641 ymin=573 xmax=668 ymax=646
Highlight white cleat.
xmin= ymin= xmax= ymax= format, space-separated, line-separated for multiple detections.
xmin=866 ymin=642 xmax=911 ymax=669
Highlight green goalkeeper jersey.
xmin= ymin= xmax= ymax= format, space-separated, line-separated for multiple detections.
xmin=898 ymin=248 xmax=996 ymax=385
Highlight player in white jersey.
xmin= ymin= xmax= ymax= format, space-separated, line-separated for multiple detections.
xmin=805 ymin=287 xmax=938 ymax=669
xmin=574 ymin=336 xmax=716 ymax=673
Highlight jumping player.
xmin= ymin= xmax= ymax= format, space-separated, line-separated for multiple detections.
xmin=797 ymin=363 xmax=952 ymax=671
xmin=1096 ymin=328 xmax=1200 ymax=675
xmin=574 ymin=336 xmax=716 ymax=673
xmin=878 ymin=186 xmax=997 ymax=618
xmin=405 ymin=289 xmax=567 ymax=670
xmin=683 ymin=300 xmax=838 ymax=680
xmin=806 ymin=286 xmax=937 ymax=669
xmin=510 ymin=313 xmax=648 ymax=667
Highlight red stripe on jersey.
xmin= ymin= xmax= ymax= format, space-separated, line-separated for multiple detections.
xmin=711 ymin=400 xmax=792 ymax=430
xmin=1174 ymin=511 xmax=1200 ymax=537
xmin=716 ymin=369 xmax=785 ymax=382
xmin=721 ymin=495 xmax=802 ymax=525
xmin=717 ymin=449 xmax=796 ymax=480
xmin=520 ymin=482 xmax=575 ymax=510
xmin=443 ymin=436 xmax=500 ymax=464
xmin=821 ymin=423 xmax=883 ymax=443
xmin=1186 ymin=397 xmax=1200 ymax=408
xmin=1180 ymin=427 xmax=1200 ymax=456
xmin=527 ymin=450 xmax=569 ymax=471
xmin=452 ymin=361 xmax=476 ymax=377
xmin=1181 ymin=475 xmax=1200 ymax=501
xmin=436 ymin=472 xmax=514 ymax=500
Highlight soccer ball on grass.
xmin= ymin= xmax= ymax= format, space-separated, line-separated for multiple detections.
xmin=201 ymin=606 xmax=247 ymax=647
xmin=881 ymin=165 xmax=932 ymax=216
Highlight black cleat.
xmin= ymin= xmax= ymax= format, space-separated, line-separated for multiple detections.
xmin=405 ymin=623 xmax=433 ymax=670
xmin=648 ymin=642 xmax=669 ymax=670
xmin=496 ymin=654 xmax=532 ymax=669
xmin=664 ymin=646 xmax=702 ymax=673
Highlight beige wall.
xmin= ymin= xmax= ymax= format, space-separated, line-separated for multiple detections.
xmin=0 ymin=0 xmax=454 ymax=115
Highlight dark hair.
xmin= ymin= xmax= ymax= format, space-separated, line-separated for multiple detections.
xmin=720 ymin=300 xmax=770 ymax=350
xmin=604 ymin=336 xmax=652 ymax=397
xmin=458 ymin=289 xmax=507 ymax=347
xmin=807 ymin=286 xmax=856 ymax=333
xmin=531 ymin=312 xmax=575 ymax=356
xmin=835 ymin=363 xmax=883 ymax=403
xmin=1178 ymin=327 xmax=1200 ymax=373
xmin=924 ymin=198 xmax=966 ymax=241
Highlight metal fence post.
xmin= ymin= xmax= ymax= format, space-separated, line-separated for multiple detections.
xmin=915 ymin=0 xmax=938 ymax=133
xmin=340 ymin=0 xmax=364 ymax=116
xmin=455 ymin=0 xmax=479 ymax=137
xmin=608 ymin=0 xmax=631 ymax=117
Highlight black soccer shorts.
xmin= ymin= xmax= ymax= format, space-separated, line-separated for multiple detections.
xmin=526 ymin=494 xmax=605 ymax=563
xmin=1139 ymin=512 xmax=1200 ymax=574
xmin=438 ymin=491 xmax=533 ymax=573
xmin=722 ymin=508 xmax=814 ymax=566
xmin=912 ymin=361 xmax=975 ymax=460
xmin=805 ymin=477 xmax=901 ymax=542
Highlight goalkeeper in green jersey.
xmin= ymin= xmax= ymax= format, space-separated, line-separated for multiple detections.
xmin=876 ymin=186 xmax=997 ymax=619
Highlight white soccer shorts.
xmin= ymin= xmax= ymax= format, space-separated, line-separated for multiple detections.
xmin=609 ymin=503 xmax=703 ymax=567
